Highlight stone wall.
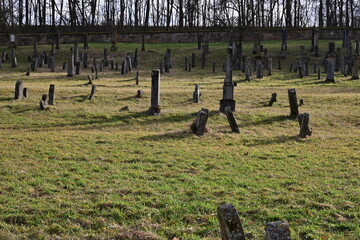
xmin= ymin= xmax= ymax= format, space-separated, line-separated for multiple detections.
xmin=1 ymin=29 xmax=359 ymax=46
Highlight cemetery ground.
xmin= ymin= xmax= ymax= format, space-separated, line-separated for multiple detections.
xmin=0 ymin=40 xmax=359 ymax=240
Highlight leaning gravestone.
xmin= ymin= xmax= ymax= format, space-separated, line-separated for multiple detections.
xmin=288 ymin=88 xmax=299 ymax=118
xmin=191 ymin=108 xmax=209 ymax=136
xmin=297 ymin=113 xmax=312 ymax=138
xmin=149 ymin=70 xmax=161 ymax=116
xmin=225 ymin=106 xmax=240 ymax=133
xmin=15 ymin=80 xmax=23 ymax=99
xmin=48 ymin=84 xmax=55 ymax=105
xmin=217 ymin=203 xmax=246 ymax=240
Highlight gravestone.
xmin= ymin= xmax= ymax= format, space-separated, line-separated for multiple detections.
xmin=89 ymin=85 xmax=96 ymax=100
xmin=43 ymin=51 xmax=48 ymax=64
xmin=164 ymin=53 xmax=170 ymax=73
xmin=50 ymin=56 xmax=55 ymax=72
xmin=15 ymin=80 xmax=23 ymax=99
xmin=62 ymin=62 xmax=67 ymax=71
xmin=351 ymin=65 xmax=359 ymax=80
xmin=83 ymin=53 xmax=88 ymax=68
xmin=184 ymin=57 xmax=188 ymax=71
xmin=159 ymin=62 xmax=163 ymax=74
xmin=33 ymin=44 xmax=39 ymax=58
xmin=95 ymin=68 xmax=99 ymax=79
xmin=9 ymin=34 xmax=16 ymax=48
xmin=110 ymin=60 xmax=114 ymax=70
xmin=126 ymin=56 xmax=132 ymax=72
xmin=103 ymin=49 xmax=109 ymax=66
xmin=26 ymin=67 xmax=30 ymax=76
xmin=23 ymin=88 xmax=28 ymax=98
xmin=121 ymin=60 xmax=126 ymax=75
xmin=318 ymin=69 xmax=321 ymax=80
xmin=75 ymin=65 xmax=80 ymax=75
xmin=269 ymin=93 xmax=277 ymax=106
xmin=93 ymin=57 xmax=97 ymax=70
xmin=197 ymin=34 xmax=203 ymax=50
xmin=256 ymin=57 xmax=263 ymax=78
xmin=335 ymin=48 xmax=341 ymax=72
xmin=192 ymin=53 xmax=196 ymax=68
xmin=42 ymin=94 xmax=47 ymax=102
xmin=326 ymin=54 xmax=336 ymax=82
xmin=213 ymin=62 xmax=216 ymax=73
xmin=39 ymin=100 xmax=48 ymax=110
xmin=342 ymin=29 xmax=349 ymax=48
xmin=281 ymin=29 xmax=287 ymax=50
xmin=67 ymin=52 xmax=75 ymax=77
xmin=136 ymin=90 xmax=143 ymax=98
xmin=289 ymin=63 xmax=293 ymax=73
xmin=99 ymin=61 xmax=103 ymax=72
xmin=265 ymin=221 xmax=291 ymax=240
xmin=356 ymin=40 xmax=359 ymax=56
xmin=311 ymin=28 xmax=319 ymax=57
xmin=267 ymin=58 xmax=273 ymax=75
xmin=193 ymin=84 xmax=200 ymax=103
xmin=73 ymin=42 xmax=79 ymax=66
xmin=278 ymin=58 xmax=282 ymax=70
xmin=201 ymin=49 xmax=206 ymax=68
xmin=191 ymin=108 xmax=209 ymax=136
xmin=313 ymin=64 xmax=317 ymax=74
xmin=188 ymin=63 xmax=192 ymax=72
xmin=1 ymin=50 xmax=6 ymax=63
xmin=225 ymin=106 xmax=240 ymax=133
xmin=149 ymin=70 xmax=161 ymax=116
xmin=217 ymin=203 xmax=246 ymax=240
xmin=133 ymin=48 xmax=138 ymax=68
xmin=116 ymin=62 xmax=119 ymax=71
xmin=298 ymin=61 xmax=303 ymax=78
xmin=51 ymin=43 xmax=56 ymax=56
xmin=288 ymin=88 xmax=299 ymax=117
xmin=48 ymin=84 xmax=55 ymax=105
xmin=220 ymin=47 xmax=235 ymax=113
xmin=297 ymin=113 xmax=312 ymax=138
xmin=12 ymin=54 xmax=17 ymax=68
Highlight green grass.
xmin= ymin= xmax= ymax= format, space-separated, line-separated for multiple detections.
xmin=0 ymin=39 xmax=359 ymax=239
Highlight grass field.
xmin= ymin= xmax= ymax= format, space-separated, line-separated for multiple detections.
xmin=0 ymin=39 xmax=359 ymax=240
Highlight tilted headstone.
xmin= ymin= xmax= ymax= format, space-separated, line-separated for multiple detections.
xmin=225 ymin=106 xmax=240 ymax=133
xmin=326 ymin=54 xmax=336 ymax=82
xmin=15 ymin=80 xmax=23 ymax=99
xmin=89 ymin=85 xmax=96 ymax=100
xmin=288 ymin=88 xmax=299 ymax=117
xmin=269 ymin=93 xmax=277 ymax=106
xmin=149 ymin=70 xmax=161 ymax=116
xmin=23 ymin=88 xmax=28 ymax=98
xmin=265 ymin=221 xmax=291 ymax=240
xmin=217 ymin=203 xmax=246 ymax=240
xmin=220 ymin=47 xmax=235 ymax=113
xmin=297 ymin=113 xmax=312 ymax=138
xmin=48 ymin=84 xmax=55 ymax=105
xmin=191 ymin=108 xmax=209 ymax=136
xmin=193 ymin=84 xmax=200 ymax=103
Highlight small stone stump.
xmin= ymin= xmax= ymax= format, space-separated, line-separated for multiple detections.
xmin=297 ymin=113 xmax=312 ymax=138
xmin=217 ymin=203 xmax=246 ymax=240
xmin=269 ymin=93 xmax=277 ymax=106
xmin=149 ymin=70 xmax=161 ymax=116
xmin=265 ymin=221 xmax=291 ymax=240
xmin=136 ymin=89 xmax=143 ymax=98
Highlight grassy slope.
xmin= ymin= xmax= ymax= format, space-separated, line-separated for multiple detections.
xmin=0 ymin=39 xmax=359 ymax=240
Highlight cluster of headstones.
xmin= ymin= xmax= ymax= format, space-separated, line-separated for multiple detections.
xmin=217 ymin=203 xmax=291 ymax=240
xmin=0 ymin=49 xmax=18 ymax=69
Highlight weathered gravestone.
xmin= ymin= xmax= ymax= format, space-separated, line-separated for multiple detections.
xmin=265 ymin=221 xmax=291 ymax=240
xmin=48 ymin=84 xmax=55 ymax=105
xmin=220 ymin=47 xmax=235 ymax=113
xmin=103 ymin=49 xmax=109 ymax=66
xmin=217 ymin=203 xmax=246 ymax=240
xmin=225 ymin=106 xmax=240 ymax=133
xmin=135 ymin=71 xmax=139 ymax=85
xmin=311 ymin=28 xmax=320 ymax=57
xmin=136 ymin=89 xmax=143 ymax=98
xmin=297 ymin=113 xmax=312 ymax=138
xmin=192 ymin=53 xmax=196 ymax=68
xmin=288 ymin=88 xmax=299 ymax=117
xmin=23 ymin=88 xmax=28 ymax=98
xmin=67 ymin=52 xmax=75 ymax=77
xmin=193 ymin=84 xmax=200 ymax=103
xmin=326 ymin=54 xmax=336 ymax=82
xmin=267 ymin=58 xmax=273 ymax=75
xmin=197 ymin=34 xmax=203 ymax=50
xmin=149 ymin=70 xmax=161 ymax=116
xmin=191 ymin=108 xmax=209 ymax=136
xmin=15 ymin=80 xmax=23 ymax=99
xmin=255 ymin=57 xmax=263 ymax=78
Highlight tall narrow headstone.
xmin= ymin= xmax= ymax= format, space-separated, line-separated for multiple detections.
xmin=193 ymin=84 xmax=200 ymax=103
xmin=267 ymin=58 xmax=272 ymax=75
xmin=67 ymin=52 xmax=75 ymax=77
xmin=48 ymin=84 xmax=55 ymax=105
xmin=73 ymin=42 xmax=79 ymax=66
xmin=149 ymin=70 xmax=161 ymax=116
xmin=212 ymin=62 xmax=216 ymax=73
xmin=220 ymin=47 xmax=235 ymax=113
xmin=15 ymin=80 xmax=23 ymax=99
xmin=141 ymin=34 xmax=145 ymax=51
xmin=288 ymin=88 xmax=299 ymax=118
xmin=225 ymin=106 xmax=240 ymax=133
xmin=51 ymin=43 xmax=56 ymax=56
xmin=197 ymin=34 xmax=202 ymax=50
xmin=103 ymin=49 xmax=109 ymax=66
xmin=256 ymin=57 xmax=263 ymax=78
xmin=50 ymin=56 xmax=55 ymax=72
xmin=121 ymin=60 xmax=125 ymax=75
xmin=164 ymin=53 xmax=170 ymax=73
xmin=135 ymin=71 xmax=139 ymax=85
xmin=83 ymin=33 xmax=89 ymax=49
xmin=326 ymin=54 xmax=336 ymax=82
xmin=111 ymin=31 xmax=117 ymax=51
xmin=192 ymin=53 xmax=196 ymax=68
xmin=297 ymin=113 xmax=312 ymax=138
xmin=23 ymin=88 xmax=28 ymax=98
xmin=312 ymin=28 xmax=319 ymax=57
xmin=184 ymin=57 xmax=188 ymax=71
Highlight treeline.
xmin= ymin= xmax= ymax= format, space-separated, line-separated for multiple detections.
xmin=0 ymin=0 xmax=359 ymax=31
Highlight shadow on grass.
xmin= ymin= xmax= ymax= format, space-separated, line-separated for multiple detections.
xmin=0 ymin=97 xmax=14 ymax=102
xmin=241 ymin=115 xmax=292 ymax=127
xmin=244 ymin=135 xmax=300 ymax=147
xmin=139 ymin=130 xmax=193 ymax=141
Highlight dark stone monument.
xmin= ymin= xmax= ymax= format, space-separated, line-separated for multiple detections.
xmin=267 ymin=58 xmax=272 ymax=76
xmin=135 ymin=71 xmax=139 ymax=85
xmin=126 ymin=56 xmax=132 ymax=72
xmin=311 ymin=28 xmax=319 ymax=57
xmin=23 ymin=88 xmax=28 ymax=98
xmin=265 ymin=221 xmax=291 ymax=240
xmin=288 ymin=88 xmax=299 ymax=118
xmin=197 ymin=34 xmax=203 ymax=50
xmin=220 ymin=47 xmax=235 ymax=113
xmin=39 ymin=100 xmax=48 ymax=110
xmin=225 ymin=106 xmax=240 ymax=133
xmin=185 ymin=57 xmax=188 ymax=71
xmin=192 ymin=53 xmax=196 ymax=68
xmin=149 ymin=70 xmax=161 ymax=116
xmin=326 ymin=54 xmax=336 ymax=82
xmin=164 ymin=53 xmax=170 ymax=73
xmin=256 ymin=57 xmax=263 ymax=78
xmin=121 ymin=60 xmax=126 ymax=75
xmin=217 ymin=203 xmax=246 ymax=240
xmin=297 ymin=113 xmax=312 ymax=138
xmin=48 ymin=84 xmax=55 ymax=105
xmin=15 ymin=80 xmax=23 ymax=99
xmin=51 ymin=43 xmax=56 ymax=56
xmin=103 ymin=49 xmax=109 ymax=66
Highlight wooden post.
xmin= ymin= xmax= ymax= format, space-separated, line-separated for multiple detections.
xmin=15 ymin=80 xmax=23 ymax=99
xmin=149 ymin=70 xmax=161 ymax=116
xmin=265 ymin=221 xmax=291 ymax=240
xmin=217 ymin=203 xmax=246 ymax=240
xmin=297 ymin=113 xmax=312 ymax=138
xmin=48 ymin=84 xmax=55 ymax=105
xmin=288 ymin=88 xmax=299 ymax=118
xmin=225 ymin=106 xmax=240 ymax=133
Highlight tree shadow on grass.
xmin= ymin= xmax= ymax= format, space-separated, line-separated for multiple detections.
xmin=139 ymin=130 xmax=193 ymax=141
xmin=241 ymin=115 xmax=292 ymax=128
xmin=244 ymin=135 xmax=302 ymax=147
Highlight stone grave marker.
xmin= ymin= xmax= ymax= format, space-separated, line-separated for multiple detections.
xmin=225 ymin=106 xmax=240 ymax=133
xmin=89 ymin=85 xmax=96 ymax=100
xmin=103 ymin=49 xmax=109 ymax=66
xmin=121 ymin=60 xmax=126 ymax=75
xmin=26 ymin=67 xmax=30 ymax=76
xmin=217 ymin=203 xmax=245 ymax=240
xmin=191 ymin=108 xmax=209 ymax=136
xmin=288 ymin=88 xmax=299 ymax=117
xmin=184 ymin=57 xmax=188 ymax=71
xmin=197 ymin=34 xmax=202 ymax=50
xmin=267 ymin=58 xmax=272 ymax=75
xmin=48 ymin=84 xmax=55 ymax=105
xmin=83 ymin=33 xmax=89 ymax=49
xmin=111 ymin=31 xmax=117 ymax=51
xmin=141 ymin=34 xmax=145 ymax=51
xmin=67 ymin=52 xmax=75 ymax=77
xmin=326 ymin=54 xmax=336 ymax=82
xmin=256 ymin=57 xmax=263 ymax=78
xmin=192 ymin=53 xmax=196 ymax=68
xmin=87 ymin=75 xmax=93 ymax=84
xmin=136 ymin=90 xmax=143 ymax=98
xmin=193 ymin=84 xmax=200 ymax=103
xmin=297 ymin=113 xmax=312 ymax=138
xmin=135 ymin=71 xmax=139 ymax=85
xmin=269 ymin=93 xmax=277 ymax=106
xmin=23 ymin=88 xmax=28 ymax=98
xmin=149 ymin=70 xmax=161 ymax=116
xmin=265 ymin=221 xmax=291 ymax=240
xmin=15 ymin=80 xmax=23 ymax=99
xmin=220 ymin=47 xmax=235 ymax=112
